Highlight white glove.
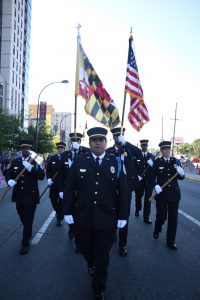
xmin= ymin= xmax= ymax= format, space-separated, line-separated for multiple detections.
xmin=47 ymin=178 xmax=53 ymax=186
xmin=22 ymin=161 xmax=32 ymax=172
xmin=117 ymin=220 xmax=127 ymax=228
xmin=68 ymin=158 xmax=72 ymax=168
xmin=138 ymin=175 xmax=143 ymax=181
xmin=72 ymin=142 xmax=80 ymax=150
xmin=59 ymin=192 xmax=63 ymax=199
xmin=154 ymin=184 xmax=162 ymax=194
xmin=8 ymin=179 xmax=17 ymax=187
xmin=118 ymin=135 xmax=126 ymax=145
xmin=147 ymin=158 xmax=153 ymax=167
xmin=176 ymin=166 xmax=185 ymax=177
xmin=64 ymin=215 xmax=74 ymax=224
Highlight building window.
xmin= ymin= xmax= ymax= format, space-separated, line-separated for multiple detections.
xmin=12 ymin=71 xmax=15 ymax=84
xmin=11 ymin=88 xmax=14 ymax=110
xmin=0 ymin=84 xmax=3 ymax=110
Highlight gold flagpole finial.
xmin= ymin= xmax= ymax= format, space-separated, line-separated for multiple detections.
xmin=77 ymin=23 xmax=81 ymax=38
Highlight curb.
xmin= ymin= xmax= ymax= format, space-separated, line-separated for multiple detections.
xmin=185 ymin=173 xmax=200 ymax=183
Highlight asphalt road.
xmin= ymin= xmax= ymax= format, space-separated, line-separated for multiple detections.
xmin=0 ymin=179 xmax=199 ymax=300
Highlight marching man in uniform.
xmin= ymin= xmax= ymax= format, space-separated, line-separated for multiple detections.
xmin=63 ymin=127 xmax=128 ymax=300
xmin=150 ymin=141 xmax=185 ymax=250
xmin=106 ymin=127 xmax=140 ymax=257
xmin=134 ymin=139 xmax=154 ymax=223
xmin=5 ymin=140 xmax=45 ymax=255
xmin=46 ymin=142 xmax=66 ymax=226
xmin=60 ymin=132 xmax=89 ymax=241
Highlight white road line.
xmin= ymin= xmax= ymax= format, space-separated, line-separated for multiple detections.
xmin=31 ymin=211 xmax=56 ymax=245
xmin=179 ymin=209 xmax=200 ymax=227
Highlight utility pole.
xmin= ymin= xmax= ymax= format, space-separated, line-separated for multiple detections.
xmin=171 ymin=102 xmax=179 ymax=156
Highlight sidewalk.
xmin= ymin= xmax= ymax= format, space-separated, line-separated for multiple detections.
xmin=184 ymin=167 xmax=200 ymax=182
xmin=0 ymin=175 xmax=7 ymax=188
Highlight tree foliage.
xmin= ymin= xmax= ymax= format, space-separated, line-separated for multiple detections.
xmin=0 ymin=111 xmax=21 ymax=151
xmin=178 ymin=139 xmax=200 ymax=157
xmin=20 ymin=124 xmax=56 ymax=154
xmin=0 ymin=112 xmax=56 ymax=154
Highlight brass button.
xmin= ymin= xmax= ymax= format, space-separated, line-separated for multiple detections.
xmin=95 ymin=191 xmax=98 ymax=195
xmin=21 ymin=181 xmax=24 ymax=183
xmin=95 ymin=182 xmax=98 ymax=185
xmin=21 ymin=187 xmax=24 ymax=189
xmin=168 ymin=184 xmax=170 ymax=187
xmin=94 ymin=201 xmax=97 ymax=204
xmin=168 ymin=174 xmax=170 ymax=176
xmin=97 ymin=172 xmax=100 ymax=176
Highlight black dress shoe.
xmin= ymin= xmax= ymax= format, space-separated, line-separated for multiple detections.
xmin=119 ymin=246 xmax=127 ymax=257
xmin=57 ymin=220 xmax=62 ymax=227
xmin=167 ymin=243 xmax=177 ymax=250
xmin=88 ymin=266 xmax=95 ymax=278
xmin=19 ymin=245 xmax=29 ymax=255
xmin=68 ymin=230 xmax=74 ymax=240
xmin=144 ymin=219 xmax=152 ymax=224
xmin=153 ymin=231 xmax=159 ymax=239
xmin=135 ymin=210 xmax=139 ymax=217
xmin=94 ymin=291 xmax=104 ymax=300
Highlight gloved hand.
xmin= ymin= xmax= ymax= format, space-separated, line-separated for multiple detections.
xmin=72 ymin=142 xmax=80 ymax=150
xmin=147 ymin=158 xmax=154 ymax=167
xmin=8 ymin=179 xmax=17 ymax=187
xmin=64 ymin=215 xmax=74 ymax=224
xmin=117 ymin=220 xmax=127 ymax=228
xmin=22 ymin=161 xmax=32 ymax=172
xmin=176 ymin=166 xmax=185 ymax=177
xmin=118 ymin=135 xmax=126 ymax=145
xmin=68 ymin=158 xmax=72 ymax=168
xmin=138 ymin=175 xmax=143 ymax=181
xmin=47 ymin=178 xmax=53 ymax=186
xmin=59 ymin=192 xmax=63 ymax=199
xmin=154 ymin=184 xmax=162 ymax=194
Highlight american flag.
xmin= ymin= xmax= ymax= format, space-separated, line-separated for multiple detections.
xmin=125 ymin=35 xmax=149 ymax=131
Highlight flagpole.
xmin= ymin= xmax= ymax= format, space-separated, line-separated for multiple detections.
xmin=120 ymin=91 xmax=127 ymax=134
xmin=120 ymin=28 xmax=133 ymax=135
xmin=74 ymin=24 xmax=81 ymax=136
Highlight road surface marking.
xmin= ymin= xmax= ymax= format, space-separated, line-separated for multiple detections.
xmin=179 ymin=209 xmax=200 ymax=227
xmin=31 ymin=211 xmax=55 ymax=244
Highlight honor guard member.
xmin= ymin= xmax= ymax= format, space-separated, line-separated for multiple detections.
xmin=5 ymin=140 xmax=45 ymax=255
xmin=134 ymin=139 xmax=154 ymax=223
xmin=46 ymin=141 xmax=66 ymax=226
xmin=106 ymin=127 xmax=140 ymax=257
xmin=150 ymin=141 xmax=185 ymax=250
xmin=60 ymin=132 xmax=89 ymax=241
xmin=63 ymin=127 xmax=128 ymax=300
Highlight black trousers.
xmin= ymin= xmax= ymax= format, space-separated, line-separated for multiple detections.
xmin=16 ymin=202 xmax=36 ymax=246
xmin=74 ymin=225 xmax=115 ymax=293
xmin=135 ymin=180 xmax=152 ymax=219
xmin=154 ymin=199 xmax=179 ymax=244
xmin=49 ymin=188 xmax=63 ymax=221
xmin=118 ymin=190 xmax=132 ymax=248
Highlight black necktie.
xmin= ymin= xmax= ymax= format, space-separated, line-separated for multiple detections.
xmin=95 ymin=157 xmax=100 ymax=168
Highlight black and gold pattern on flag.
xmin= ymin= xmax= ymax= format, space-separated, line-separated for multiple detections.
xmin=76 ymin=40 xmax=120 ymax=128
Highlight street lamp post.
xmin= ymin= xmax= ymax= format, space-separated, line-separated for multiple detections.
xmin=35 ymin=80 xmax=68 ymax=152
xmin=59 ymin=113 xmax=72 ymax=142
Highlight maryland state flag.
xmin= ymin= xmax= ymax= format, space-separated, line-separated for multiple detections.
xmin=75 ymin=38 xmax=120 ymax=128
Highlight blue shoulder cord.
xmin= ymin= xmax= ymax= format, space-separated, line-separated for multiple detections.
xmin=116 ymin=156 xmax=121 ymax=178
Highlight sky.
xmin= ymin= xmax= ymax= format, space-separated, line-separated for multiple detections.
xmin=28 ymin=0 xmax=200 ymax=148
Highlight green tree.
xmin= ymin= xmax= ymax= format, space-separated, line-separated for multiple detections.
xmin=20 ymin=124 xmax=56 ymax=154
xmin=0 ymin=111 xmax=21 ymax=151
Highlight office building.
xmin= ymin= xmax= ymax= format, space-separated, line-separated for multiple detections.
xmin=0 ymin=0 xmax=32 ymax=126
